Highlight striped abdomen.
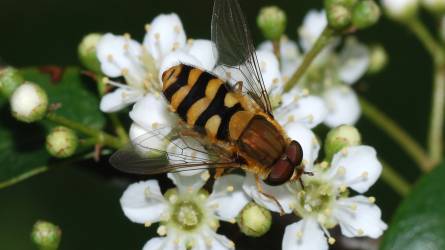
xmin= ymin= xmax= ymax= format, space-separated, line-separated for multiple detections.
xmin=161 ymin=64 xmax=289 ymax=170
xmin=162 ymin=64 xmax=244 ymax=141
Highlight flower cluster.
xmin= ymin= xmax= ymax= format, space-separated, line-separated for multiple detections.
xmin=93 ymin=8 xmax=387 ymax=250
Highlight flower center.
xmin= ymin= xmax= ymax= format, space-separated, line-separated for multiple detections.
xmin=293 ymin=178 xmax=337 ymax=228
xmin=173 ymin=201 xmax=202 ymax=230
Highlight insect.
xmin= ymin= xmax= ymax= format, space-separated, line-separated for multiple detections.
xmin=110 ymin=0 xmax=305 ymax=212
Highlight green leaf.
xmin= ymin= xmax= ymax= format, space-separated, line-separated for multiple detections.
xmin=0 ymin=67 xmax=105 ymax=189
xmin=381 ymin=162 xmax=445 ymax=250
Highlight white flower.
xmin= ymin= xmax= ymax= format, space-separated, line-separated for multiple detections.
xmin=381 ymin=0 xmax=419 ymax=19
xmin=97 ymin=13 xmax=216 ymax=113
xmin=120 ymin=172 xmax=250 ymax=250
xmin=323 ymin=85 xmax=361 ymax=128
xmin=243 ymin=140 xmax=387 ymax=249
xmin=298 ymin=10 xmax=328 ymax=52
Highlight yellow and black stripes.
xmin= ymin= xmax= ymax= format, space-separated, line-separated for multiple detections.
xmin=162 ymin=64 xmax=245 ymax=141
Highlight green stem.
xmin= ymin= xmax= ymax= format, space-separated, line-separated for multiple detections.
xmin=360 ymin=97 xmax=434 ymax=171
xmin=46 ymin=113 xmax=123 ymax=149
xmin=0 ymin=153 xmax=95 ymax=189
xmin=405 ymin=17 xmax=443 ymax=59
xmin=405 ymin=17 xmax=445 ymax=165
xmin=380 ymin=159 xmax=411 ymax=197
xmin=109 ymin=113 xmax=129 ymax=144
xmin=428 ymin=62 xmax=445 ymax=163
xmin=284 ymin=27 xmax=335 ymax=92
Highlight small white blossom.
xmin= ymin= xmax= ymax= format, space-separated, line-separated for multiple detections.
xmin=323 ymin=85 xmax=361 ymax=128
xmin=97 ymin=13 xmax=216 ymax=113
xmin=243 ymin=128 xmax=387 ymax=249
xmin=120 ymin=173 xmax=249 ymax=250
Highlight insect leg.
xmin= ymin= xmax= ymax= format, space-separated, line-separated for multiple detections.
xmin=255 ymin=174 xmax=285 ymax=215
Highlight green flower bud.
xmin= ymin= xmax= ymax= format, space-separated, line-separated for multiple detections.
xmin=367 ymin=44 xmax=388 ymax=74
xmin=78 ymin=33 xmax=102 ymax=73
xmin=325 ymin=125 xmax=361 ymax=161
xmin=422 ymin=0 xmax=445 ymax=14
xmin=0 ymin=67 xmax=24 ymax=98
xmin=31 ymin=220 xmax=61 ymax=250
xmin=325 ymin=0 xmax=358 ymax=8
xmin=325 ymin=3 xmax=353 ymax=30
xmin=352 ymin=0 xmax=381 ymax=29
xmin=257 ymin=6 xmax=287 ymax=40
xmin=237 ymin=202 xmax=272 ymax=237
xmin=46 ymin=126 xmax=78 ymax=158
xmin=10 ymin=82 xmax=48 ymax=123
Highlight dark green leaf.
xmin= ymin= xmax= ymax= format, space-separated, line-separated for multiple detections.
xmin=0 ymin=67 xmax=104 ymax=188
xmin=381 ymin=162 xmax=445 ymax=250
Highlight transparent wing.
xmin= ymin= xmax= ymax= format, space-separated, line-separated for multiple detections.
xmin=109 ymin=125 xmax=239 ymax=175
xmin=211 ymin=0 xmax=273 ymax=116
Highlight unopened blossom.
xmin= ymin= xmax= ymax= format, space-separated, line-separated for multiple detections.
xmin=243 ymin=127 xmax=387 ymax=250
xmin=120 ymin=172 xmax=250 ymax=250
xmin=10 ymin=82 xmax=48 ymax=123
xmin=259 ymin=10 xmax=369 ymax=128
xmin=381 ymin=0 xmax=419 ymax=19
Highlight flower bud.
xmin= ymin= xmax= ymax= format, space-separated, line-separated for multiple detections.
xmin=422 ymin=0 xmax=445 ymax=14
xmin=325 ymin=3 xmax=353 ymax=30
xmin=10 ymin=82 xmax=48 ymax=123
xmin=46 ymin=126 xmax=78 ymax=158
xmin=367 ymin=44 xmax=388 ymax=74
xmin=0 ymin=67 xmax=24 ymax=98
xmin=325 ymin=125 xmax=361 ymax=161
xmin=31 ymin=220 xmax=61 ymax=250
xmin=352 ymin=0 xmax=381 ymax=29
xmin=381 ymin=0 xmax=419 ymax=20
xmin=257 ymin=6 xmax=287 ymax=41
xmin=237 ymin=202 xmax=272 ymax=237
xmin=325 ymin=0 xmax=358 ymax=8
xmin=78 ymin=33 xmax=102 ymax=73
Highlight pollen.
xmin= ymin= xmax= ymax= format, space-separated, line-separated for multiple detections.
xmin=328 ymin=237 xmax=336 ymax=245
xmin=121 ymin=68 xmax=129 ymax=76
xmin=227 ymin=240 xmax=235 ymax=249
xmin=107 ymin=54 xmax=114 ymax=62
xmin=201 ymin=171 xmax=210 ymax=181
xmin=144 ymin=187 xmax=151 ymax=197
xmin=169 ymin=194 xmax=178 ymax=203
xmin=228 ymin=218 xmax=236 ymax=224
xmin=295 ymin=230 xmax=303 ymax=239
xmin=144 ymin=221 xmax=152 ymax=227
xmin=154 ymin=33 xmax=161 ymax=41
xmin=187 ymin=38 xmax=194 ymax=45
xmin=172 ymin=42 xmax=180 ymax=51
xmin=226 ymin=185 xmax=234 ymax=192
xmin=339 ymin=185 xmax=347 ymax=192
xmin=157 ymin=225 xmax=167 ymax=236
xmin=350 ymin=203 xmax=357 ymax=211
xmin=123 ymin=33 xmax=131 ymax=40
xmin=272 ymin=78 xmax=279 ymax=84
xmin=336 ymin=166 xmax=346 ymax=177
xmin=357 ymin=228 xmax=364 ymax=236
xmin=341 ymin=148 xmax=349 ymax=156
xmin=174 ymin=25 xmax=181 ymax=33
xmin=361 ymin=171 xmax=369 ymax=179
xmin=144 ymin=24 xmax=151 ymax=32
xmin=320 ymin=161 xmax=329 ymax=169
xmin=302 ymin=88 xmax=310 ymax=96
xmin=368 ymin=196 xmax=376 ymax=203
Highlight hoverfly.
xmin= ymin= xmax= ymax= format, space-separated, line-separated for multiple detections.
xmin=110 ymin=0 xmax=304 ymax=212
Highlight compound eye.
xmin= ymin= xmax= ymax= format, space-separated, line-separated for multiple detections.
xmin=287 ymin=141 xmax=303 ymax=165
xmin=264 ymin=159 xmax=294 ymax=186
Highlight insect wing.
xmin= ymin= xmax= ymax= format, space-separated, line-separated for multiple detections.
xmin=109 ymin=126 xmax=237 ymax=175
xmin=211 ymin=0 xmax=273 ymax=115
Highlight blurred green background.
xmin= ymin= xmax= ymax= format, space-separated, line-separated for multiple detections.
xmin=0 ymin=0 xmax=434 ymax=249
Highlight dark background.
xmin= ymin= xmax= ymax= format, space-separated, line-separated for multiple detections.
xmin=0 ymin=0 xmax=434 ymax=249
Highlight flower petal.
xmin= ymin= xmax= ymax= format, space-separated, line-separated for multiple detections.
xmin=207 ymin=174 xmax=250 ymax=221
xmin=186 ymin=39 xmax=217 ymax=71
xmin=166 ymin=136 xmax=208 ymax=177
xmin=129 ymin=123 xmax=150 ymax=141
xmin=129 ymin=94 xmax=176 ymax=130
xmin=194 ymin=229 xmax=235 ymax=250
xmin=142 ymin=237 xmax=165 ymax=250
xmin=167 ymin=171 xmax=208 ymax=194
xmin=334 ymin=195 xmax=387 ymax=238
xmin=120 ymin=180 xmax=168 ymax=224
xmin=338 ymin=38 xmax=369 ymax=84
xmin=276 ymin=89 xmax=328 ymax=129
xmin=329 ymin=145 xmax=382 ymax=193
xmin=256 ymin=50 xmax=283 ymax=96
xmin=323 ymin=86 xmax=361 ymax=128
xmin=282 ymin=123 xmax=320 ymax=171
xmin=158 ymin=50 xmax=202 ymax=82
xmin=100 ymin=87 xmax=144 ymax=113
xmin=282 ymin=219 xmax=328 ymax=250
xmin=242 ymin=173 xmax=294 ymax=214
xmin=143 ymin=235 xmax=186 ymax=250
xmin=258 ymin=38 xmax=302 ymax=80
xmin=143 ymin=13 xmax=187 ymax=61
xmin=298 ymin=10 xmax=327 ymax=52
xmin=96 ymin=33 xmax=145 ymax=88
